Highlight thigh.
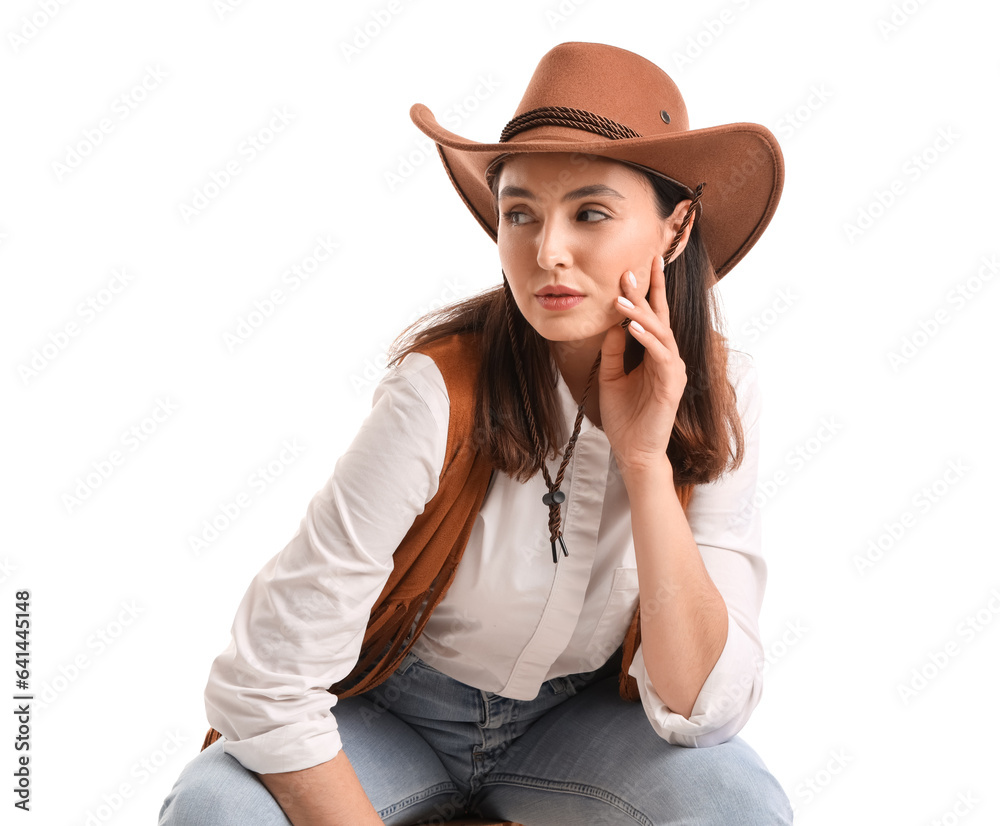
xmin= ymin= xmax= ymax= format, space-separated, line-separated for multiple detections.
xmin=338 ymin=693 xmax=466 ymax=824
xmin=473 ymin=676 xmax=792 ymax=826
xmin=159 ymin=696 xmax=462 ymax=826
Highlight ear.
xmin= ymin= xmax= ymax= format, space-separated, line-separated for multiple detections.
xmin=661 ymin=198 xmax=695 ymax=264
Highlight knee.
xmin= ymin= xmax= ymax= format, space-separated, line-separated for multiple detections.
xmin=715 ymin=766 xmax=793 ymax=826
xmin=158 ymin=741 xmax=289 ymax=826
xmin=603 ymin=734 xmax=792 ymax=825
xmin=665 ymin=737 xmax=793 ymax=825
xmin=159 ymin=772 xmax=218 ymax=826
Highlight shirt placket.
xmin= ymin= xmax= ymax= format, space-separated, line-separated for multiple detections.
xmin=499 ymin=387 xmax=609 ymax=697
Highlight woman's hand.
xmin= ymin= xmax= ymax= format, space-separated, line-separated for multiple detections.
xmin=598 ymin=253 xmax=686 ymax=476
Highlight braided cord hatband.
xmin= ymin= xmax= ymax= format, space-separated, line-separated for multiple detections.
xmin=499 ymin=106 xmax=643 ymax=143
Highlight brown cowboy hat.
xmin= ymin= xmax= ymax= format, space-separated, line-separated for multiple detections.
xmin=410 ymin=41 xmax=784 ymax=279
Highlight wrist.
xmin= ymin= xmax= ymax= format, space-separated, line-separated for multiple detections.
xmin=616 ymin=451 xmax=674 ymax=489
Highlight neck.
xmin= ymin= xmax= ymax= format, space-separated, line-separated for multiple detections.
xmin=550 ymin=335 xmax=605 ymax=426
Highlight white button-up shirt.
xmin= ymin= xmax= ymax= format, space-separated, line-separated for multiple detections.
xmin=204 ymin=346 xmax=766 ymax=774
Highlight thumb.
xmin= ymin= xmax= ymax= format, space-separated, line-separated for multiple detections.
xmin=600 ymin=322 xmax=628 ymax=383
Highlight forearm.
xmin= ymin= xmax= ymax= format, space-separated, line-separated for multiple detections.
xmin=255 ymin=750 xmax=385 ymax=826
xmin=622 ymin=456 xmax=728 ymax=718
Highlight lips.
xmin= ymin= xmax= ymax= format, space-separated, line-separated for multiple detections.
xmin=535 ymin=293 xmax=585 ymax=311
xmin=535 ymin=286 xmax=584 ymax=297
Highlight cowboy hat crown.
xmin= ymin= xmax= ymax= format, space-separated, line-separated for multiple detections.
xmin=410 ymin=41 xmax=783 ymax=279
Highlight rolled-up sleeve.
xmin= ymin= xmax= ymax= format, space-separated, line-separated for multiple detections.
xmin=629 ymin=349 xmax=766 ymax=747
xmin=204 ymin=353 xmax=449 ymax=774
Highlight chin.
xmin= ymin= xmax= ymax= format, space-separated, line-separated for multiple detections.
xmin=529 ymin=320 xmax=610 ymax=346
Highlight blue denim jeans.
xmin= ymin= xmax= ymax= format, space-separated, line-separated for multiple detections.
xmin=159 ymin=649 xmax=792 ymax=825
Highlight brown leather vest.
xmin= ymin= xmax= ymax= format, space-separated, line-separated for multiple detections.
xmin=201 ymin=330 xmax=691 ymax=752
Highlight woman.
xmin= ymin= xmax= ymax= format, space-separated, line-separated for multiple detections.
xmin=160 ymin=42 xmax=791 ymax=825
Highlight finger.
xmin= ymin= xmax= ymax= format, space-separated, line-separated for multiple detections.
xmin=600 ymin=318 xmax=628 ymax=382
xmin=615 ymin=291 xmax=655 ymax=338
xmin=617 ymin=300 xmax=679 ymax=374
xmin=647 ymin=254 xmax=668 ymax=319
xmin=621 ymin=316 xmax=662 ymax=357
xmin=617 ymin=269 xmax=670 ymax=344
xmin=618 ymin=270 xmax=656 ymax=325
xmin=626 ymin=322 xmax=685 ymax=398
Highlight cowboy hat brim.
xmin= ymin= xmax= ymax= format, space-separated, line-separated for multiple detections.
xmin=411 ymin=102 xmax=783 ymax=279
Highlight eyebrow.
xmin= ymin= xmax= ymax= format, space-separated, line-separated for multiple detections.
xmin=497 ymin=184 xmax=626 ymax=202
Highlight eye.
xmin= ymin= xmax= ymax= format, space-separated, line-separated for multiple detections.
xmin=501 ymin=209 xmax=533 ymax=226
xmin=578 ymin=208 xmax=610 ymax=222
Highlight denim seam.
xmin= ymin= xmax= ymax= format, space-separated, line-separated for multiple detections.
xmin=478 ymin=772 xmax=653 ymax=826
xmin=468 ymin=690 xmax=495 ymax=795
xmin=377 ymin=780 xmax=459 ymax=820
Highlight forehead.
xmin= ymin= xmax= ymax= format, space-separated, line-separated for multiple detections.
xmin=496 ymin=152 xmax=648 ymax=195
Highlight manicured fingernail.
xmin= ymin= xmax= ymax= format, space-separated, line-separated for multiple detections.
xmin=617 ymin=295 xmax=634 ymax=309
xmin=657 ymin=255 xmax=666 ymax=270
xmin=630 ymin=320 xmax=645 ymax=335
xmin=627 ymin=271 xmax=637 ymax=288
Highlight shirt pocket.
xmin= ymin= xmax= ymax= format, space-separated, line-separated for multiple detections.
xmin=586 ymin=567 xmax=640 ymax=665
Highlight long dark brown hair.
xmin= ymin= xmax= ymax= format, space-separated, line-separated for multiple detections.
xmin=386 ymin=161 xmax=745 ymax=487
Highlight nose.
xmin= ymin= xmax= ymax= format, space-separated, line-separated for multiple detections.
xmin=536 ymin=218 xmax=573 ymax=271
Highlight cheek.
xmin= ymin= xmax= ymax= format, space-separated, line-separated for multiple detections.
xmin=595 ymin=225 xmax=651 ymax=265
xmin=616 ymin=227 xmax=663 ymax=291
xmin=497 ymin=242 xmax=530 ymax=304
xmin=497 ymin=234 xmax=525 ymax=268
xmin=594 ymin=253 xmax=650 ymax=297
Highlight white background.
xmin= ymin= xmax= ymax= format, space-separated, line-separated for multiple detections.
xmin=3 ymin=0 xmax=999 ymax=823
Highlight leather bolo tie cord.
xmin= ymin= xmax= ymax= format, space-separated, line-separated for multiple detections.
xmin=500 ymin=183 xmax=703 ymax=564
xmin=503 ymin=274 xmax=597 ymax=563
